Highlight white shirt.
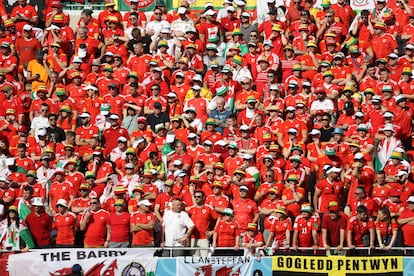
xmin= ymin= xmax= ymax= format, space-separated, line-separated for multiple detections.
xmin=146 ymin=20 xmax=170 ymax=41
xmin=310 ymin=99 xmax=335 ymax=113
xmin=162 ymin=209 xmax=194 ymax=247
xmin=31 ymin=117 xmax=50 ymax=141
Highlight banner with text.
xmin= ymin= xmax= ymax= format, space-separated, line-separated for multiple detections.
xmin=177 ymin=256 xmax=254 ymax=275
xmin=8 ymin=248 xmax=157 ymax=276
xmin=272 ymin=256 xmax=403 ymax=276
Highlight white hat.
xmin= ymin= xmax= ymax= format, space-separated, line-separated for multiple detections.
xmin=193 ymin=74 xmax=203 ymax=82
xmin=138 ymin=199 xmax=152 ymax=206
xmin=109 ymin=114 xmax=119 ymax=120
xmin=125 ymin=163 xmax=134 ymax=169
xmin=242 ymin=154 xmax=253 ymax=159
xmin=177 ymin=7 xmax=187 ymax=14
xmin=388 ymin=53 xmax=398 ymax=59
xmin=226 ymin=6 xmax=235 ymax=12
xmin=205 ymin=2 xmax=214 ymax=8
xmin=204 ymin=140 xmax=213 ymax=146
xmin=241 ymin=12 xmax=251 ymax=17
xmin=188 ymin=133 xmax=197 ymax=139
xmin=56 ymin=198 xmax=68 ymax=208
xmin=383 ymin=111 xmax=394 ymax=118
xmin=383 ymin=124 xmax=395 ymax=132
xmin=0 ymin=176 xmax=9 ymax=184
xmin=355 ymin=111 xmax=364 ymax=117
xmin=326 ymin=167 xmax=341 ymax=174
xmin=215 ymin=140 xmax=227 ymax=146
xmin=83 ymin=84 xmax=98 ymax=91
xmin=406 ymin=44 xmax=414 ymax=50
xmin=37 ymin=128 xmax=47 ymax=137
xmin=288 ymin=128 xmax=298 ymax=134
xmin=267 ymin=0 xmax=275 ymax=2
xmin=23 ymin=24 xmax=32 ymax=31
xmin=105 ymin=51 xmax=114 ymax=56
xmin=372 ymin=95 xmax=382 ymax=102
xmin=309 ymin=129 xmax=321 ymax=135
xmin=240 ymin=124 xmax=250 ymax=131
xmin=263 ymin=40 xmax=274 ymax=47
xmin=407 ymin=196 xmax=414 ymax=203
xmin=263 ymin=154 xmax=273 ymax=161
xmin=239 ymin=185 xmax=249 ymax=191
xmin=79 ymin=112 xmax=91 ymax=118
xmin=72 ymin=56 xmax=82 ymax=63
xmin=288 ymin=80 xmax=299 ymax=87
xmin=354 ymin=153 xmax=365 ymax=160
xmin=235 ymin=0 xmax=246 ymax=5
xmin=286 ymin=106 xmax=296 ymax=112
xmin=32 ymin=197 xmax=44 ymax=207
xmin=204 ymin=9 xmax=216 ymax=16
xmin=174 ymin=170 xmax=187 ymax=178
xmin=302 ymin=81 xmax=311 ymax=87
xmin=167 ymin=92 xmax=177 ymax=98
xmin=117 ymin=136 xmax=127 ymax=143
xmin=152 ymin=67 xmax=162 ymax=72
xmin=173 ymin=159 xmax=183 ymax=166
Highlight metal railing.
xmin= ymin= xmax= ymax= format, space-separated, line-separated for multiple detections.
xmin=3 ymin=246 xmax=414 ymax=257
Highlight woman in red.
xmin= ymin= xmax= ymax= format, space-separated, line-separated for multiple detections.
xmin=264 ymin=206 xmax=292 ymax=254
xmin=375 ymin=206 xmax=399 ymax=251
xmin=57 ymin=105 xmax=76 ymax=132
xmin=54 ymin=199 xmax=77 ymax=247
xmin=212 ymin=208 xmax=240 ymax=250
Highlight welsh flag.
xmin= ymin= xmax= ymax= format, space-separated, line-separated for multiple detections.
xmin=116 ymin=0 xmax=172 ymax=12
xmin=17 ymin=200 xmax=35 ymax=249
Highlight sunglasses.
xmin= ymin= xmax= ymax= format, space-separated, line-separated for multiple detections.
xmin=241 ymin=82 xmax=250 ymax=85
xmin=155 ymin=12 xmax=162 ymax=15
xmin=151 ymin=88 xmax=159 ymax=90
xmin=322 ymin=118 xmax=330 ymax=121
xmin=194 ymin=196 xmax=203 ymax=198
xmin=90 ymin=202 xmax=98 ymax=205
xmin=268 ymin=193 xmax=276 ymax=195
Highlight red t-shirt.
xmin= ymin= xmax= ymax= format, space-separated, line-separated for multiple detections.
xmin=108 ymin=212 xmax=130 ymax=243
xmin=130 ymin=211 xmax=156 ymax=246
xmin=214 ymin=220 xmax=240 ymax=247
xmin=83 ymin=209 xmax=110 ymax=247
xmin=399 ymin=208 xmax=414 ymax=246
xmin=293 ymin=214 xmax=320 ymax=247
xmin=187 ymin=205 xmax=213 ymax=240
xmin=54 ymin=212 xmax=77 ymax=245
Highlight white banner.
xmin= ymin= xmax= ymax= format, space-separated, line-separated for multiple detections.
xmin=177 ymin=256 xmax=253 ymax=276
xmin=8 ymin=248 xmax=157 ymax=276
xmin=351 ymin=0 xmax=375 ymax=11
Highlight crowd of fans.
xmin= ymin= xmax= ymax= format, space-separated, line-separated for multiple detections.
xmin=1 ymin=0 xmax=414 ymax=257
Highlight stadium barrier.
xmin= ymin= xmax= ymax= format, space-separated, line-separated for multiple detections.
xmin=2 ymin=247 xmax=414 ymax=275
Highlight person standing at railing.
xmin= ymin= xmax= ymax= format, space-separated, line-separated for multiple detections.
xmin=212 ymin=208 xmax=240 ymax=253
xmin=321 ymin=201 xmax=347 ymax=256
xmin=398 ymin=196 xmax=414 ymax=254
xmin=187 ymin=190 xmax=214 ymax=257
xmin=375 ymin=206 xmax=399 ymax=252
xmin=347 ymin=205 xmax=375 ymax=255
xmin=161 ymin=196 xmax=194 ymax=257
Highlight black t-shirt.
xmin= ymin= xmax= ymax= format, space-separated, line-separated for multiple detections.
xmin=146 ymin=112 xmax=170 ymax=132
xmin=46 ymin=126 xmax=66 ymax=143
xmin=319 ymin=127 xmax=334 ymax=142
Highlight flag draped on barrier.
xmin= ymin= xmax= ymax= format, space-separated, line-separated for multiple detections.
xmin=8 ymin=248 xmax=157 ymax=276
